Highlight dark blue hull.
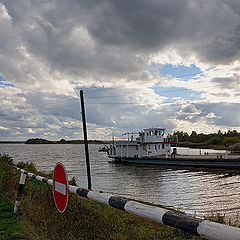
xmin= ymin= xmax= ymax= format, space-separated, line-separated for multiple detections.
xmin=110 ymin=156 xmax=240 ymax=169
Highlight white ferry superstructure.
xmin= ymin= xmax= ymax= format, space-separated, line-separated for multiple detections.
xmin=109 ymin=128 xmax=177 ymax=158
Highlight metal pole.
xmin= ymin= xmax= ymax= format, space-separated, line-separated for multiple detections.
xmin=80 ymin=90 xmax=92 ymax=190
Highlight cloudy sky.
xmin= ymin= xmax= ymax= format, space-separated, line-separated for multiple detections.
xmin=0 ymin=0 xmax=240 ymax=141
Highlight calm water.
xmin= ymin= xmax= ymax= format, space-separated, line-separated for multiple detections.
xmin=1 ymin=144 xmax=240 ymax=219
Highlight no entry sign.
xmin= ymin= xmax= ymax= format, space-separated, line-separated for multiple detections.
xmin=53 ymin=162 xmax=69 ymax=213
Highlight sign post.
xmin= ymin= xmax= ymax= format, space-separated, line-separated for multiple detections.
xmin=52 ymin=162 xmax=69 ymax=213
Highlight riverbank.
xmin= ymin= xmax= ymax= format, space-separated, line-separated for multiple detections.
xmin=177 ymin=142 xmax=228 ymax=150
xmin=0 ymin=155 xmax=202 ymax=240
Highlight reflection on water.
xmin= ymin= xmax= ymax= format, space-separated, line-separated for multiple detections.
xmin=0 ymin=144 xmax=240 ymax=219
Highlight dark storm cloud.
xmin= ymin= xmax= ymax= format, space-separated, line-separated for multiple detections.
xmin=212 ymin=75 xmax=240 ymax=89
xmin=1 ymin=0 xmax=146 ymax=83
xmin=88 ymin=0 xmax=187 ymax=51
xmin=87 ymin=0 xmax=240 ymax=64
xmin=185 ymin=102 xmax=240 ymax=127
xmin=2 ymin=0 xmax=240 ymax=87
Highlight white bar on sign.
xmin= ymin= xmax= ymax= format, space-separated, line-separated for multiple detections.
xmin=55 ymin=181 xmax=66 ymax=195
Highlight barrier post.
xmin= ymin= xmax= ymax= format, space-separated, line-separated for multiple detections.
xmin=14 ymin=172 xmax=26 ymax=213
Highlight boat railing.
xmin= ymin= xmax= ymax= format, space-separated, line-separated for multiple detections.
xmin=113 ymin=140 xmax=138 ymax=145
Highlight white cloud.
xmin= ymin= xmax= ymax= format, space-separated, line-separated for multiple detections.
xmin=12 ymin=132 xmax=20 ymax=135
xmin=27 ymin=128 xmax=36 ymax=134
xmin=0 ymin=126 xmax=8 ymax=130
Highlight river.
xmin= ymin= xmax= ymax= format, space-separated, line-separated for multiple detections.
xmin=0 ymin=143 xmax=239 ymax=220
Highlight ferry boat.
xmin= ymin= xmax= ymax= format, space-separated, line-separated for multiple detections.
xmin=108 ymin=128 xmax=240 ymax=169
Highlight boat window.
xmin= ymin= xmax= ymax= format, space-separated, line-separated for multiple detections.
xmin=148 ymin=145 xmax=150 ymax=150
xmin=159 ymin=145 xmax=161 ymax=149
xmin=155 ymin=145 xmax=157 ymax=150
xmin=143 ymin=145 xmax=146 ymax=150
xmin=162 ymin=144 xmax=165 ymax=149
xmin=136 ymin=145 xmax=139 ymax=150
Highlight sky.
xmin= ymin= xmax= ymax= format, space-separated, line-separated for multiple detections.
xmin=0 ymin=0 xmax=240 ymax=141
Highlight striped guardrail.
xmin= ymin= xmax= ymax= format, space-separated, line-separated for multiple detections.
xmin=14 ymin=167 xmax=240 ymax=240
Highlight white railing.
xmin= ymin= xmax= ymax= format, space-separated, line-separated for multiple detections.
xmin=14 ymin=167 xmax=240 ymax=240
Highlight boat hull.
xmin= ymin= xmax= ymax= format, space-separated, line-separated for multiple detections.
xmin=109 ymin=155 xmax=240 ymax=169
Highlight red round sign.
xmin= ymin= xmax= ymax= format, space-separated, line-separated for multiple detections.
xmin=53 ymin=162 xmax=69 ymax=213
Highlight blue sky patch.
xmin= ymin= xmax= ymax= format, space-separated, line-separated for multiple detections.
xmin=149 ymin=64 xmax=203 ymax=103
xmin=69 ymin=80 xmax=78 ymax=85
xmin=0 ymin=76 xmax=14 ymax=87
xmin=154 ymin=85 xmax=202 ymax=103
xmin=159 ymin=64 xmax=202 ymax=80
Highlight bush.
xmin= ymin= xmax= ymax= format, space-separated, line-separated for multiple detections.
xmin=230 ymin=143 xmax=240 ymax=152
xmin=16 ymin=161 xmax=37 ymax=173
xmin=204 ymin=213 xmax=225 ymax=224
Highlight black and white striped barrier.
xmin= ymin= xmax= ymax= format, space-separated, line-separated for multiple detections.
xmin=14 ymin=172 xmax=27 ymax=213
xmin=14 ymin=167 xmax=240 ymax=240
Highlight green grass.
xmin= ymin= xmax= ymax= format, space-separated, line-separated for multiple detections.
xmin=0 ymin=155 xmax=28 ymax=240
xmin=0 ymin=154 xmax=203 ymax=240
xmin=0 ymin=196 xmax=27 ymax=240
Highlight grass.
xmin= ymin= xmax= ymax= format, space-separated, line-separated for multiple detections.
xmin=0 ymin=155 xmax=28 ymax=240
xmin=204 ymin=212 xmax=240 ymax=228
xmin=0 ymin=154 xmax=203 ymax=240
xmin=0 ymin=197 xmax=27 ymax=240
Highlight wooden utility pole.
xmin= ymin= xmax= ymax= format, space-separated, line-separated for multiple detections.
xmin=80 ymin=90 xmax=92 ymax=190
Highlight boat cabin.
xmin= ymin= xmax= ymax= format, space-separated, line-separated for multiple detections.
xmin=109 ymin=128 xmax=177 ymax=158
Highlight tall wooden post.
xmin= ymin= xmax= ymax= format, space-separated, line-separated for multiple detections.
xmin=80 ymin=90 xmax=92 ymax=190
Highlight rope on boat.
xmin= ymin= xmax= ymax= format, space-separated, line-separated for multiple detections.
xmin=14 ymin=167 xmax=240 ymax=240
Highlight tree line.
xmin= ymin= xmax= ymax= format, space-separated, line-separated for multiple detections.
xmin=172 ymin=130 xmax=240 ymax=150
xmin=25 ymin=138 xmax=103 ymax=144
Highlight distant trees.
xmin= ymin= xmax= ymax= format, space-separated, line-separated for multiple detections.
xmin=173 ymin=130 xmax=240 ymax=149
xmin=25 ymin=138 xmax=52 ymax=144
xmin=25 ymin=138 xmax=104 ymax=144
xmin=59 ymin=139 xmax=67 ymax=144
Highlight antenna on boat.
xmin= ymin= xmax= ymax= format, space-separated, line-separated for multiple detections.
xmin=112 ymin=130 xmax=115 ymax=144
xmin=123 ymin=132 xmax=131 ymax=141
xmin=123 ymin=132 xmax=138 ymax=141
